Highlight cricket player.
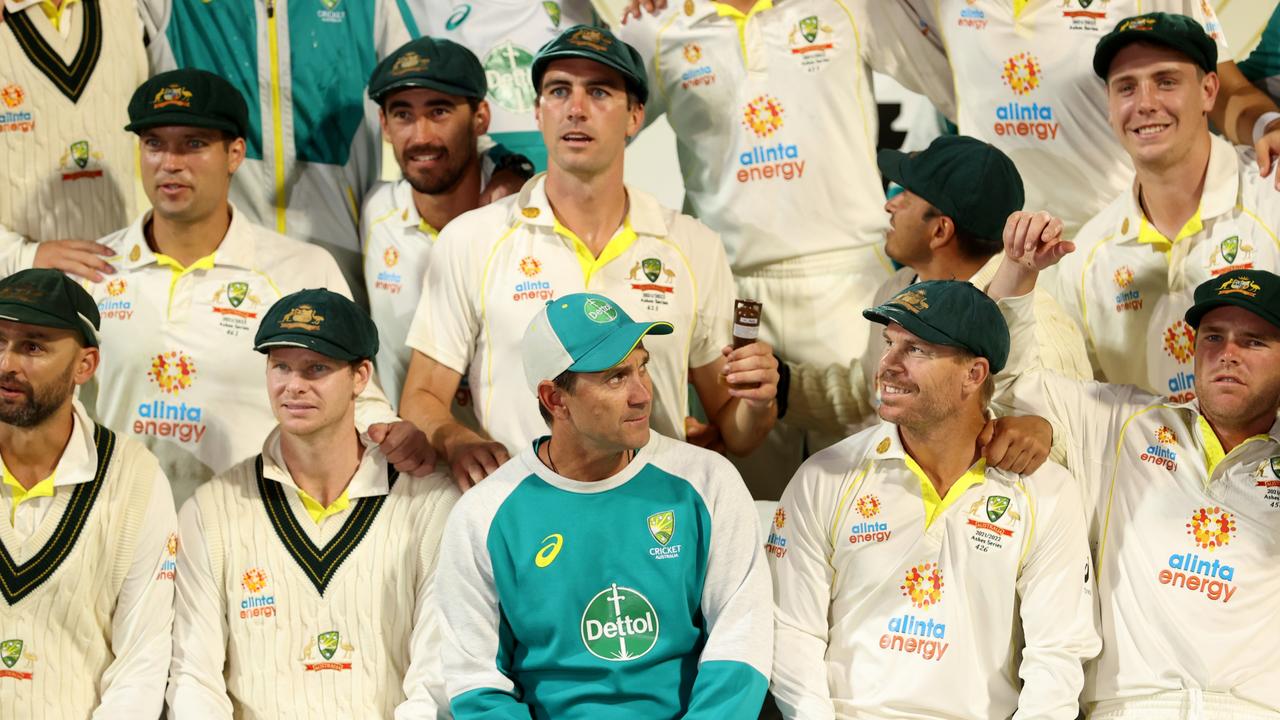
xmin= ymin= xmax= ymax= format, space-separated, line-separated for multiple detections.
xmin=167 ymin=288 xmax=457 ymax=718
xmin=769 ymin=279 xmax=1100 ymax=719
xmin=362 ymin=36 xmax=497 ymax=411
xmin=615 ymin=0 xmax=959 ymax=496
xmin=437 ymin=291 xmax=772 ymax=718
xmin=1048 ymin=13 xmax=1280 ymax=399
xmin=408 ymin=0 xmax=607 ymax=170
xmin=0 ymin=0 xmax=146 ymax=281
xmin=81 ymin=69 xmax=432 ymax=506
xmin=991 ymin=209 xmax=1280 ymax=716
xmin=0 ymin=269 xmax=176 ymax=718
xmin=779 ymin=135 xmax=1090 ymax=436
xmin=904 ymin=0 xmax=1280 ymax=239
xmin=400 ymin=25 xmax=780 ymax=488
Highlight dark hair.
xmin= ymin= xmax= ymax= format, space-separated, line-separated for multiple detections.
xmin=922 ymin=205 xmax=1002 ymax=260
xmin=537 ymin=369 xmax=578 ymax=424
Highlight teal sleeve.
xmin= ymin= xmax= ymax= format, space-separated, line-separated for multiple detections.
xmin=450 ymin=688 xmax=534 ymax=720
xmin=1239 ymin=4 xmax=1280 ymax=85
xmin=682 ymin=660 xmax=769 ymax=719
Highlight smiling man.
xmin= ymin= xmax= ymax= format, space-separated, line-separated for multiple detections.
xmin=78 ymin=69 xmax=432 ymax=506
xmin=398 ymin=25 xmax=779 ymax=490
xmin=166 ymin=288 xmax=457 ymax=717
xmin=991 ymin=208 xmax=1280 ymax=716
xmin=769 ymin=280 xmax=1099 ymax=719
xmin=436 ymin=291 xmax=771 ymax=718
xmin=1046 ymin=13 xmax=1280 ymax=398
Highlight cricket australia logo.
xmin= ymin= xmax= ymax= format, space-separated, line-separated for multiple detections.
xmin=580 ymin=584 xmax=659 ymax=661
xmin=647 ymin=510 xmax=681 ymax=560
xmin=303 ymin=630 xmax=354 ymax=671
xmin=280 ymin=304 xmax=324 ymax=331
xmin=0 ymin=639 xmax=34 ymax=680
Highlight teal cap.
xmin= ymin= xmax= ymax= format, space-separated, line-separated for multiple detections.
xmin=863 ymin=280 xmax=1010 ymax=373
xmin=522 ymin=293 xmax=672 ymax=392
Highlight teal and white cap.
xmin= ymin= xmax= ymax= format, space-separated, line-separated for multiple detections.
xmin=521 ymin=293 xmax=674 ymax=393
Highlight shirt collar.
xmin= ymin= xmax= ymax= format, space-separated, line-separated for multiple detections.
xmin=968 ymin=254 xmax=1002 ymax=290
xmin=113 ymin=204 xmax=258 ymax=272
xmin=513 ymin=174 xmax=670 ymax=238
xmin=1117 ymin=134 xmax=1241 ymax=246
xmin=390 ymin=179 xmax=440 ymax=236
xmin=707 ymin=0 xmax=773 ymax=22
xmin=0 ymin=401 xmax=98 ymax=489
xmin=259 ymin=426 xmax=390 ymax=500
xmin=4 ymin=0 xmax=45 ymax=14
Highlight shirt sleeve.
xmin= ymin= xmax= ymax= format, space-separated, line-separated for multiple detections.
xmin=687 ymin=220 xmax=735 ymax=370
xmin=784 ymin=357 xmax=875 ymax=435
xmin=397 ymin=483 xmax=460 ymax=720
xmin=165 ymin=494 xmax=234 ymax=720
xmin=0 ymin=224 xmax=39 ymax=277
xmin=769 ymin=462 xmax=840 ymax=720
xmin=1030 ymin=288 xmax=1093 ymax=382
xmin=93 ymin=467 xmax=178 ymax=719
xmin=405 ymin=222 xmax=484 ymax=376
xmin=859 ymin=0 xmax=956 ymax=121
xmin=1011 ymin=467 xmax=1102 ymax=720
xmin=437 ymin=492 xmax=532 ymax=719
xmin=683 ymin=459 xmax=772 ymax=719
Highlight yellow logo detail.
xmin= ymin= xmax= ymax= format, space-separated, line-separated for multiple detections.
xmin=890 ymin=289 xmax=929 ymax=314
xmin=152 ymin=84 xmax=193 ymax=109
xmin=1217 ymin=277 xmax=1261 ymax=297
xmin=279 ymin=304 xmax=324 ymax=331
xmin=129 ymin=245 xmax=141 ymax=262
xmin=522 ymin=206 xmax=541 ymax=219
xmin=1001 ymin=52 xmax=1042 ymax=96
xmin=391 ymin=50 xmax=430 ymax=76
xmin=106 ymin=279 xmax=127 ymax=296
xmin=683 ymin=43 xmax=702 ymax=64
xmin=241 ymin=567 xmax=269 ymax=593
xmin=741 ymin=95 xmax=784 ymax=139
xmin=567 ymin=28 xmax=611 ymax=51
xmin=876 ymin=437 xmax=891 ymax=454
xmin=534 ymin=533 xmax=564 ymax=568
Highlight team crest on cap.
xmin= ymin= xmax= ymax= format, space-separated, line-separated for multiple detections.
xmin=584 ymin=297 xmax=617 ymax=323
xmin=1118 ymin=16 xmax=1156 ymax=32
xmin=568 ymin=27 xmax=611 ymax=52
xmin=152 ymin=84 xmax=193 ymax=109
xmin=0 ymin=283 xmax=43 ymax=303
xmin=890 ymin=289 xmax=929 ymax=314
xmin=391 ymin=51 xmax=430 ymax=76
xmin=1217 ymin=276 xmax=1261 ymax=297
xmin=280 ymin=304 xmax=325 ymax=331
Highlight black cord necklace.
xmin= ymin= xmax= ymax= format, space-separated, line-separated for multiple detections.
xmin=544 ymin=436 xmax=635 ymax=475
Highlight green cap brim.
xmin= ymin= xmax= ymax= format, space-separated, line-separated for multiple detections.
xmin=0 ymin=302 xmax=98 ymax=346
xmin=1184 ymin=296 xmax=1280 ymax=330
xmin=1093 ymin=32 xmax=1216 ymax=78
xmin=876 ymin=148 xmax=911 ymax=189
xmin=254 ymin=333 xmax=364 ymax=362
xmin=532 ymin=51 xmax=648 ymax=104
xmin=862 ymin=305 xmax=959 ymax=347
xmin=371 ymin=77 xmax=485 ymax=103
xmin=125 ymin=112 xmax=242 ymax=137
xmin=568 ymin=321 xmax=673 ymax=373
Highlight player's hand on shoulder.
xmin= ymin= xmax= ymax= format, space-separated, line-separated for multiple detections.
xmin=978 ymin=415 xmax=1052 ymax=475
xmin=368 ymin=421 xmax=437 ymax=477
xmin=33 ymin=239 xmax=116 ymax=282
xmin=1002 ymin=210 xmax=1073 ymax=272
xmin=448 ymin=440 xmax=511 ymax=492
xmin=620 ymin=0 xmax=668 ymax=24
xmin=721 ymin=341 xmax=780 ymax=411
xmin=1253 ymin=117 xmax=1280 ymax=188
xmin=480 ymin=168 xmax=525 ymax=206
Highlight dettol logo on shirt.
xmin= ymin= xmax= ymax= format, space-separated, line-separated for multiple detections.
xmin=580 ymin=583 xmax=659 ymax=661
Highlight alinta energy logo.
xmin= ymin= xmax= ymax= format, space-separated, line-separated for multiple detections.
xmin=1162 ymin=320 xmax=1196 ymax=402
xmin=137 ymin=351 xmax=207 ymax=445
xmin=850 ymin=494 xmax=889 ymax=545
xmin=99 ymin=279 xmax=133 ymax=320
xmin=240 ymin=568 xmax=277 ymax=619
xmin=581 ymin=584 xmax=659 ymax=661
xmin=375 ymin=246 xmax=403 ymax=295
xmin=765 ymin=506 xmax=788 ymax=558
xmin=1113 ymin=265 xmax=1141 ymax=312
xmin=0 ymin=83 xmax=34 ymax=134
xmin=1159 ymin=506 xmax=1239 ymax=604
xmin=900 ymin=562 xmax=944 ymax=610
xmin=856 ymin=494 xmax=881 ymax=519
xmin=155 ymin=533 xmax=177 ymax=581
xmin=737 ymin=95 xmax=805 ymax=184
xmin=513 ymin=256 xmax=552 ymax=302
xmin=995 ymin=53 xmax=1059 ymax=141
xmin=1140 ymin=425 xmax=1179 ymax=472
xmin=680 ymin=42 xmax=716 ymax=90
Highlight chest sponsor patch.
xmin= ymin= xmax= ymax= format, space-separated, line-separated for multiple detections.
xmin=765 ymin=506 xmax=788 ymax=558
xmin=994 ymin=53 xmax=1060 ymax=142
xmin=98 ymin=279 xmax=134 ymax=321
xmin=134 ymin=351 xmax=208 ymax=445
xmin=1255 ymin=457 xmax=1280 ymax=508
xmin=849 ymin=494 xmax=891 ymax=545
xmin=303 ymin=630 xmax=354 ymax=671
xmin=679 ymin=43 xmax=716 ymax=89
xmin=737 ymin=95 xmax=806 ymax=184
xmin=0 ymin=639 xmax=35 ymax=681
xmin=239 ymin=567 xmax=277 ymax=619
xmin=1113 ymin=266 xmax=1142 ymax=312
xmin=966 ymin=495 xmax=1019 ymax=551
xmin=581 ymin=584 xmax=659 ymax=661
xmin=787 ymin=15 xmax=837 ymax=71
xmin=1157 ymin=506 xmax=1239 ymax=604
xmin=0 ymin=83 xmax=34 ymax=133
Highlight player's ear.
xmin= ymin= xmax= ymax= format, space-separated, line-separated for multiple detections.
xmin=351 ymin=359 xmax=373 ymax=397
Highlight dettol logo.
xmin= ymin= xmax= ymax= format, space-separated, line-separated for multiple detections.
xmin=580 ymin=583 xmax=659 ymax=661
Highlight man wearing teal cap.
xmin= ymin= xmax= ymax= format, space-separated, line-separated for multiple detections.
xmin=770 ymin=278 xmax=1098 ymax=718
xmin=0 ymin=269 xmax=177 ymax=718
xmin=400 ymin=24 xmax=780 ymax=491
xmin=167 ymin=288 xmax=458 ymax=717
xmin=992 ymin=212 xmax=1280 ymax=717
xmin=436 ymin=291 xmax=772 ymax=719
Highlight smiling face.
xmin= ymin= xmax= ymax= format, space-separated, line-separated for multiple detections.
xmin=535 ymin=58 xmax=643 ymax=180
xmin=1193 ymin=305 xmax=1280 ymax=436
xmin=139 ymin=126 xmax=244 ymax=225
xmin=546 ymin=345 xmax=653 ymax=453
xmin=380 ymin=87 xmax=488 ymax=196
xmin=0 ymin=320 xmax=97 ymax=429
xmin=1106 ymin=42 xmax=1217 ymax=173
xmin=265 ymin=348 xmax=370 ymax=439
xmin=875 ymin=323 xmax=988 ymax=431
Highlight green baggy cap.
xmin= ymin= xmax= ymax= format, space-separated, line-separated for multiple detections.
xmin=1185 ymin=269 xmax=1280 ymax=330
xmin=532 ymin=25 xmax=648 ymax=104
xmin=0 ymin=269 xmax=100 ymax=347
xmin=368 ymin=36 xmax=487 ymax=104
xmin=1093 ymin=12 xmax=1217 ymax=79
xmin=125 ymin=68 xmax=250 ymax=138
xmin=863 ymin=280 xmax=1010 ymax=373
xmin=254 ymin=289 xmax=379 ymax=362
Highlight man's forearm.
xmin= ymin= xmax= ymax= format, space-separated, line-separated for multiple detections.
xmin=400 ymin=390 xmax=484 ymax=456
xmin=713 ymin=399 xmax=776 ymax=456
